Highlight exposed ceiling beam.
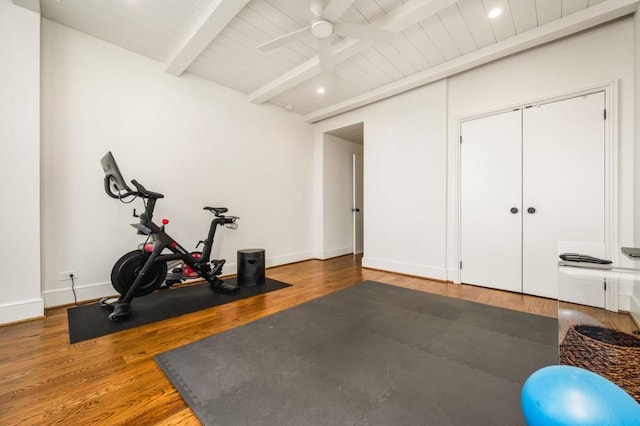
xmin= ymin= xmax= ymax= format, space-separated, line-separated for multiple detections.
xmin=321 ymin=0 xmax=357 ymax=22
xmin=303 ymin=0 xmax=640 ymax=122
xmin=165 ymin=0 xmax=249 ymax=76
xmin=248 ymin=39 xmax=364 ymax=105
xmin=13 ymin=0 xmax=39 ymax=13
xmin=248 ymin=0 xmax=458 ymax=105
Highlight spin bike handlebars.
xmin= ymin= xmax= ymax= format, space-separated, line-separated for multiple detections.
xmin=104 ymin=176 xmax=164 ymax=200
xmin=104 ymin=174 xmax=165 ymax=226
xmin=104 ymin=175 xmax=131 ymax=199
xmin=130 ymin=179 xmax=164 ymax=199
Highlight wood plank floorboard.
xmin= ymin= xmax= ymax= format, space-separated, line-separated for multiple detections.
xmin=0 ymin=255 xmax=635 ymax=425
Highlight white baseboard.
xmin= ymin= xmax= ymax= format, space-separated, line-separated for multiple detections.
xmin=616 ymin=278 xmax=633 ymax=312
xmin=42 ymin=251 xmax=314 ymax=308
xmin=362 ymin=257 xmax=447 ymax=281
xmin=446 ymin=267 xmax=459 ymax=283
xmin=266 ymin=251 xmax=314 ymax=267
xmin=222 ymin=251 xmax=313 ymax=274
xmin=319 ymin=246 xmax=352 ymax=260
xmin=0 ymin=298 xmax=44 ymax=324
xmin=43 ymin=281 xmax=115 ymax=307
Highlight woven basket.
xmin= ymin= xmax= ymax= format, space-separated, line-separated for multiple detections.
xmin=559 ymin=325 xmax=640 ymax=402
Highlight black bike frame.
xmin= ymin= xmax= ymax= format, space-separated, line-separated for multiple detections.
xmin=119 ymin=199 xmax=232 ymax=305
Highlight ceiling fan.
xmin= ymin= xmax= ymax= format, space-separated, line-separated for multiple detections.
xmin=257 ymin=0 xmax=394 ymax=72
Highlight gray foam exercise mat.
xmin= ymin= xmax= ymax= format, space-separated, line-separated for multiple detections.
xmin=156 ymin=280 xmax=557 ymax=425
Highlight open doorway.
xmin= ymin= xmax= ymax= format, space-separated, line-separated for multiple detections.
xmin=323 ymin=122 xmax=364 ymax=257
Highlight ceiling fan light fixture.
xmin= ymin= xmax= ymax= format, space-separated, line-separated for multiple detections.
xmin=488 ymin=8 xmax=502 ymax=18
xmin=311 ymin=20 xmax=333 ymax=39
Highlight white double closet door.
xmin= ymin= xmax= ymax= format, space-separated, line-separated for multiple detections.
xmin=461 ymin=92 xmax=605 ymax=302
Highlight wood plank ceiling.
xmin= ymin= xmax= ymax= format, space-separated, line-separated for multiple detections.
xmin=36 ymin=0 xmax=639 ymax=122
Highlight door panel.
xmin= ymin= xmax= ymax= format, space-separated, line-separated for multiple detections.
xmin=522 ymin=92 xmax=605 ymax=302
xmin=461 ymin=111 xmax=522 ymax=292
xmin=352 ymin=154 xmax=363 ymax=254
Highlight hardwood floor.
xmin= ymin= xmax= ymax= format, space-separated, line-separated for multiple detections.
xmin=0 ymin=255 xmax=635 ymax=425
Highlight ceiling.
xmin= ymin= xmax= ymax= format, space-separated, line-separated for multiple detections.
xmin=29 ymin=0 xmax=640 ymax=122
xmin=326 ymin=122 xmax=364 ymax=143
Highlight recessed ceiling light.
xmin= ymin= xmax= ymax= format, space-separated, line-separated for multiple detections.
xmin=284 ymin=104 xmax=294 ymax=111
xmin=317 ymin=87 xmax=326 ymax=94
xmin=488 ymin=8 xmax=502 ymax=18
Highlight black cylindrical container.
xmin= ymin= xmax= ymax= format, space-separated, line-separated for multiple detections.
xmin=237 ymin=249 xmax=265 ymax=287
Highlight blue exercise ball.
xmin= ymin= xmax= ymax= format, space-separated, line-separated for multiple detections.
xmin=521 ymin=365 xmax=640 ymax=426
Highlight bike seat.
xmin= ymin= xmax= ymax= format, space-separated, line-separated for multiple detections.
xmin=203 ymin=207 xmax=228 ymax=215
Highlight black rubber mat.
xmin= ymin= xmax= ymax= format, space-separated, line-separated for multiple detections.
xmin=155 ymin=281 xmax=557 ymax=425
xmin=67 ymin=278 xmax=291 ymax=343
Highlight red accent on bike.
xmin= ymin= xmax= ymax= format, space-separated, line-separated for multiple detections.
xmin=143 ymin=244 xmax=154 ymax=252
xmin=170 ymin=242 xmax=177 ymax=248
xmin=183 ymin=265 xmax=197 ymax=277
xmin=183 ymin=252 xmax=202 ymax=278
xmin=162 ymin=218 xmax=169 ymax=225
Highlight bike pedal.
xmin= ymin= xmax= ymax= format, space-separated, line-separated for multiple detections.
xmin=208 ymin=259 xmax=226 ymax=278
xmin=218 ymin=281 xmax=239 ymax=294
xmin=160 ymin=280 xmax=181 ymax=289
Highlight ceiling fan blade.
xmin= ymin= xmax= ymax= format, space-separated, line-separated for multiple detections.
xmin=310 ymin=0 xmax=325 ymax=17
xmin=321 ymin=0 xmax=357 ymax=22
xmin=317 ymin=37 xmax=334 ymax=72
xmin=257 ymin=26 xmax=311 ymax=52
xmin=333 ymin=22 xmax=394 ymax=43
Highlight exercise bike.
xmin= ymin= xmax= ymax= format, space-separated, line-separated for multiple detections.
xmin=100 ymin=151 xmax=240 ymax=322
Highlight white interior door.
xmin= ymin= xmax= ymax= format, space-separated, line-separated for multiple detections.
xmin=522 ymin=92 xmax=606 ymax=303
xmin=461 ymin=111 xmax=522 ymax=292
xmin=352 ymin=154 xmax=363 ymax=254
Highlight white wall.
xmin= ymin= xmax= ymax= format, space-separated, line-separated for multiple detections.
xmin=40 ymin=20 xmax=313 ymax=307
xmin=0 ymin=0 xmax=43 ymax=323
xmin=314 ymin=81 xmax=449 ymax=279
xmin=635 ymin=10 xmax=640 ymax=247
xmin=322 ymin=134 xmax=363 ymax=258
xmin=447 ymin=17 xmax=635 ymax=279
xmin=631 ymin=9 xmax=640 ymax=325
xmin=314 ymin=16 xmax=636 ymax=285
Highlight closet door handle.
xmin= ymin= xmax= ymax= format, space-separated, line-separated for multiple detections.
xmin=510 ymin=207 xmax=519 ymax=214
xmin=527 ymin=207 xmax=536 ymax=214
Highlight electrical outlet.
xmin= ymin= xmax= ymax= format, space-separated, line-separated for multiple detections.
xmin=59 ymin=270 xmax=77 ymax=281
